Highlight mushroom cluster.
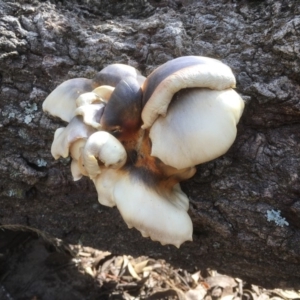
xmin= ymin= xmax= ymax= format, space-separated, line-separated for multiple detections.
xmin=43 ymin=56 xmax=244 ymax=248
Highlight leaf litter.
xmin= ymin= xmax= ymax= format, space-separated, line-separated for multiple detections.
xmin=0 ymin=225 xmax=300 ymax=300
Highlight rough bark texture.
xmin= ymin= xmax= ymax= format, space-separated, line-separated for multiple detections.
xmin=1 ymin=0 xmax=300 ymax=289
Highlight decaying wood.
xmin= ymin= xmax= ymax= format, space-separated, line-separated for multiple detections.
xmin=0 ymin=0 xmax=300 ymax=289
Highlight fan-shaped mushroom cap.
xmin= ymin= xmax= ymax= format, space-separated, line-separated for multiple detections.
xmin=149 ymin=88 xmax=244 ymax=170
xmin=82 ymin=131 xmax=127 ymax=179
xmin=114 ymin=172 xmax=193 ymax=247
xmin=141 ymin=56 xmax=236 ymax=129
xmin=75 ymin=103 xmax=105 ymax=129
xmin=92 ymin=64 xmax=145 ymax=87
xmin=51 ymin=116 xmax=95 ymax=160
xmin=43 ymin=78 xmax=94 ymax=122
xmin=92 ymin=169 xmax=192 ymax=247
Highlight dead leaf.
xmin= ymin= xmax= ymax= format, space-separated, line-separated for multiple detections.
xmin=192 ymin=271 xmax=202 ymax=284
xmin=84 ymin=266 xmax=95 ymax=277
xmin=205 ymin=275 xmax=237 ymax=289
xmin=127 ymin=260 xmax=141 ymax=280
xmin=186 ymin=285 xmax=207 ymax=300
xmin=133 ymin=259 xmax=149 ymax=274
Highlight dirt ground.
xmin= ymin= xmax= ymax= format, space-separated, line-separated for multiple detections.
xmin=1 ymin=225 xmax=299 ymax=300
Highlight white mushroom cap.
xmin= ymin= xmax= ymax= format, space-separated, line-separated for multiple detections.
xmin=69 ymin=139 xmax=86 ymax=161
xmin=74 ymin=103 xmax=105 ymax=129
xmin=92 ymin=169 xmax=193 ymax=247
xmin=69 ymin=139 xmax=87 ymax=181
xmin=92 ymin=86 xmax=115 ymax=103
xmin=113 ymin=172 xmax=193 ymax=248
xmin=51 ymin=116 xmax=95 ymax=159
xmin=75 ymin=92 xmax=102 ymax=107
xmin=71 ymin=159 xmax=84 ymax=181
xmin=82 ymin=131 xmax=127 ymax=179
xmin=149 ymin=88 xmax=244 ymax=170
xmin=141 ymin=56 xmax=236 ymax=129
xmin=75 ymin=87 xmax=115 ymax=107
xmin=43 ymin=78 xmax=94 ymax=122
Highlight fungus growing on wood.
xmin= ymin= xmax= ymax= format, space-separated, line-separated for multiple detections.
xmin=74 ymin=103 xmax=105 ymax=129
xmin=43 ymin=56 xmax=244 ymax=247
xmin=43 ymin=78 xmax=94 ymax=122
xmin=149 ymin=88 xmax=244 ymax=170
xmin=51 ymin=116 xmax=95 ymax=160
xmin=82 ymin=131 xmax=127 ymax=179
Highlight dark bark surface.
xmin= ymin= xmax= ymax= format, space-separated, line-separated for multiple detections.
xmin=1 ymin=0 xmax=300 ymax=289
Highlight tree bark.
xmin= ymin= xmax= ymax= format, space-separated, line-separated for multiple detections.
xmin=1 ymin=0 xmax=300 ymax=289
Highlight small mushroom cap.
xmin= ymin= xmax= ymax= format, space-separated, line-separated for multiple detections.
xmin=113 ymin=172 xmax=193 ymax=247
xmin=65 ymin=138 xmax=89 ymax=180
xmin=75 ymin=92 xmax=102 ymax=107
xmin=92 ymin=85 xmax=115 ymax=103
xmin=43 ymin=78 xmax=94 ymax=122
xmin=71 ymin=159 xmax=84 ymax=181
xmin=92 ymin=64 xmax=145 ymax=87
xmin=51 ymin=128 xmax=67 ymax=159
xmin=82 ymin=131 xmax=127 ymax=179
xmin=75 ymin=103 xmax=105 ymax=129
xmin=69 ymin=139 xmax=86 ymax=160
xmin=149 ymin=88 xmax=244 ymax=170
xmin=51 ymin=116 xmax=95 ymax=159
xmin=141 ymin=56 xmax=236 ymax=129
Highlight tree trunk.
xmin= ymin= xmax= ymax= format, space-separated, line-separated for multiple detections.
xmin=1 ymin=0 xmax=300 ymax=289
